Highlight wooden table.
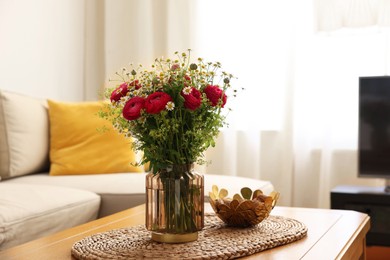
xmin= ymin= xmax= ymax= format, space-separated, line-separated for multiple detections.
xmin=0 ymin=205 xmax=370 ymax=260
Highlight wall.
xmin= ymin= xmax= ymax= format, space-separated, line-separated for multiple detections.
xmin=0 ymin=0 xmax=85 ymax=101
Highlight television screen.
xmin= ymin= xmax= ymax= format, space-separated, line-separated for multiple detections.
xmin=358 ymin=76 xmax=390 ymax=178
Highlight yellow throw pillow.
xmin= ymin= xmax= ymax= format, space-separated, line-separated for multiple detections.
xmin=48 ymin=100 xmax=143 ymax=175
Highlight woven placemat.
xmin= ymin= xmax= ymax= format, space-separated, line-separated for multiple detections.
xmin=71 ymin=213 xmax=307 ymax=260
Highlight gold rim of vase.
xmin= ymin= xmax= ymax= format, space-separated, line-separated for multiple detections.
xmin=151 ymin=232 xmax=198 ymax=243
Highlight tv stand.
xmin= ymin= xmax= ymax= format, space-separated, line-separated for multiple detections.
xmin=331 ymin=185 xmax=390 ymax=246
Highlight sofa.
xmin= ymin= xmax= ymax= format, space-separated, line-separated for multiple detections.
xmin=0 ymin=90 xmax=274 ymax=250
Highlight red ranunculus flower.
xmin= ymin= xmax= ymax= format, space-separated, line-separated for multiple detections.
xmin=183 ymin=74 xmax=191 ymax=87
xmin=145 ymin=92 xmax=172 ymax=114
xmin=181 ymin=87 xmax=201 ymax=110
xmin=110 ymin=83 xmax=129 ymax=102
xmin=129 ymin=80 xmax=142 ymax=90
xmin=184 ymin=75 xmax=191 ymax=81
xmin=171 ymin=63 xmax=180 ymax=71
xmin=122 ymin=96 xmax=145 ymax=120
xmin=204 ymin=85 xmax=227 ymax=107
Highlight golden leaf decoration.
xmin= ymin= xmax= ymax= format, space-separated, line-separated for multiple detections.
xmin=208 ymin=185 xmax=280 ymax=228
xmin=209 ymin=191 xmax=216 ymax=201
xmin=233 ymin=193 xmax=243 ymax=201
xmin=252 ymin=189 xmax=263 ymax=199
xmin=219 ymin=188 xmax=228 ymax=199
xmin=236 ymin=200 xmax=252 ymax=211
xmin=212 ymin=185 xmax=219 ymax=197
xmin=240 ymin=187 xmax=252 ymax=200
xmin=230 ymin=199 xmax=239 ymax=210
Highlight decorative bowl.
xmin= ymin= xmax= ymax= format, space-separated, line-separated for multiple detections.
xmin=208 ymin=185 xmax=280 ymax=227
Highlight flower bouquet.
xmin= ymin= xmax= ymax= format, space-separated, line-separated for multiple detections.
xmin=100 ymin=50 xmax=238 ymax=243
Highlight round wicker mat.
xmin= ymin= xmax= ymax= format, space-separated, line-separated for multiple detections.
xmin=71 ymin=213 xmax=307 ymax=260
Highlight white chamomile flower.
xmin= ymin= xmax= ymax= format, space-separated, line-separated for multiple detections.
xmin=133 ymin=89 xmax=141 ymax=96
xmin=182 ymin=86 xmax=192 ymax=95
xmin=166 ymin=101 xmax=175 ymax=111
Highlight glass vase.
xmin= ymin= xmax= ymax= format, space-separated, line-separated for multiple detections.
xmin=145 ymin=164 xmax=204 ymax=243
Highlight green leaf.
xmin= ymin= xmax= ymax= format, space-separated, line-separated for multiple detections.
xmin=241 ymin=187 xmax=252 ymax=200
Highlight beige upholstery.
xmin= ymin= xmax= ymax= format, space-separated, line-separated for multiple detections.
xmin=0 ymin=91 xmax=49 ymax=180
xmin=5 ymin=173 xmax=146 ymax=217
xmin=0 ymin=183 xmax=100 ymax=250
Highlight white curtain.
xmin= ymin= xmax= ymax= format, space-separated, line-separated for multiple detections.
xmin=315 ymin=0 xmax=390 ymax=31
xmin=67 ymin=0 xmax=178 ymax=100
xmin=194 ymin=0 xmax=389 ymax=208
xmin=84 ymin=0 xmax=196 ymax=97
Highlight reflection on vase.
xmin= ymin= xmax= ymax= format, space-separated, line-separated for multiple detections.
xmin=145 ymin=164 xmax=204 ymax=243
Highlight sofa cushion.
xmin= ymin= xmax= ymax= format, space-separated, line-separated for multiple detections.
xmin=0 ymin=183 xmax=100 ymax=250
xmin=3 ymin=172 xmax=274 ymax=218
xmin=5 ymin=172 xmax=146 ymax=218
xmin=47 ymin=100 xmax=143 ymax=175
xmin=0 ymin=90 xmax=49 ymax=180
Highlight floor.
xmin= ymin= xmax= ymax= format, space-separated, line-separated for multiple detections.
xmin=366 ymin=246 xmax=390 ymax=260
